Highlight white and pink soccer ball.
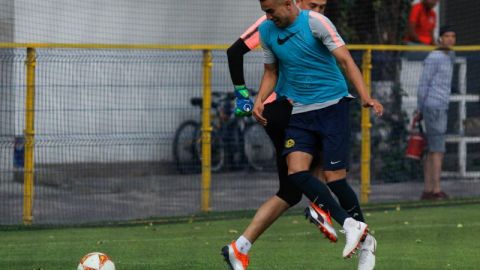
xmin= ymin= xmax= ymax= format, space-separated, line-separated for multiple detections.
xmin=77 ymin=252 xmax=115 ymax=270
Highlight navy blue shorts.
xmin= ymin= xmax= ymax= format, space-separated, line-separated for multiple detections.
xmin=282 ymin=98 xmax=350 ymax=171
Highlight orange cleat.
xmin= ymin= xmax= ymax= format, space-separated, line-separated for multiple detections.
xmin=305 ymin=203 xmax=338 ymax=242
xmin=221 ymin=241 xmax=249 ymax=270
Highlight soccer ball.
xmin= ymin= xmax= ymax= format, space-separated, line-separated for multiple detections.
xmin=77 ymin=252 xmax=115 ymax=270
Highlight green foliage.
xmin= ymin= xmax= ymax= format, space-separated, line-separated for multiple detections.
xmin=373 ymin=82 xmax=423 ymax=182
xmin=331 ymin=0 xmax=411 ymax=44
xmin=379 ymin=147 xmax=424 ymax=182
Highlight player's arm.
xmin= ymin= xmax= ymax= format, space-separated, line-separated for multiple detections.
xmin=227 ymin=39 xmax=252 ymax=86
xmin=253 ymin=30 xmax=277 ymax=126
xmin=253 ymin=63 xmax=277 ymax=126
xmin=332 ymin=46 xmax=383 ymax=116
xmin=308 ymin=12 xmax=382 ymax=116
xmin=227 ymin=15 xmax=267 ymax=116
xmin=227 ymin=16 xmax=266 ymax=86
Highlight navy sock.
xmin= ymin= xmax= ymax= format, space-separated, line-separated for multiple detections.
xmin=288 ymin=171 xmax=350 ymax=225
xmin=327 ymin=179 xmax=365 ymax=222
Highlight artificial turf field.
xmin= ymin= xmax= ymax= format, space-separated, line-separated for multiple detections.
xmin=1 ymin=201 xmax=479 ymax=270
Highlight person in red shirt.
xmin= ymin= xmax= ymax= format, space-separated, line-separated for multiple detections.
xmin=405 ymin=0 xmax=438 ymax=45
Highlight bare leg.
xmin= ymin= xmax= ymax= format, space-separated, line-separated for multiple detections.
xmin=243 ymin=195 xmax=290 ymax=243
xmin=312 ymin=165 xmax=326 ymax=182
xmin=323 ymin=169 xmax=347 ymax=183
xmin=430 ymin=152 xmax=444 ymax=193
xmin=423 ymin=153 xmax=433 ymax=193
xmin=287 ymin=151 xmax=313 ymax=174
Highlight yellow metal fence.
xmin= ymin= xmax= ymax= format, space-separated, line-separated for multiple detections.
xmin=0 ymin=43 xmax=479 ymax=225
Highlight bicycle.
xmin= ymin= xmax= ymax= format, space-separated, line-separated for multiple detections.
xmin=172 ymin=91 xmax=275 ymax=174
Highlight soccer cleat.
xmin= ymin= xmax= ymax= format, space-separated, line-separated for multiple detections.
xmin=304 ymin=203 xmax=338 ymax=242
xmin=342 ymin=218 xmax=368 ymax=258
xmin=234 ymin=86 xmax=253 ymax=117
xmin=221 ymin=241 xmax=249 ymax=270
xmin=358 ymin=234 xmax=377 ymax=270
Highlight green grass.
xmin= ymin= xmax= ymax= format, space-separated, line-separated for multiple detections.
xmin=1 ymin=202 xmax=479 ymax=270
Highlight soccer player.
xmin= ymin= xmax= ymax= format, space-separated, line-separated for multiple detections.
xmin=222 ymin=1 xmax=377 ymax=270
xmin=251 ymin=0 xmax=382 ymax=266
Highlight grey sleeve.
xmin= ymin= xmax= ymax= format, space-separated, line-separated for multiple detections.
xmin=308 ymin=12 xmax=345 ymax=51
xmin=417 ymin=54 xmax=438 ymax=110
xmin=261 ymin=37 xmax=276 ymax=64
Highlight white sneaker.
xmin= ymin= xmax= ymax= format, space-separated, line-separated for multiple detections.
xmin=342 ymin=218 xmax=368 ymax=258
xmin=358 ymin=234 xmax=376 ymax=270
xmin=221 ymin=241 xmax=249 ymax=270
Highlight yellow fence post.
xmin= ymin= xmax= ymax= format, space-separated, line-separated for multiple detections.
xmin=23 ymin=47 xmax=36 ymax=225
xmin=201 ymin=50 xmax=213 ymax=212
xmin=360 ymin=49 xmax=372 ymax=204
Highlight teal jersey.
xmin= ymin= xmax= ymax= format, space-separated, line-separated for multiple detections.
xmin=259 ymin=10 xmax=348 ymax=105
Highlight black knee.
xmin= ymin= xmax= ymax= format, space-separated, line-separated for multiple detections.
xmin=276 ymin=188 xmax=302 ymax=207
xmin=288 ymin=171 xmax=311 ymax=186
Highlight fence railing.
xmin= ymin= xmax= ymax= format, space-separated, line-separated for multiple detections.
xmin=0 ymin=43 xmax=478 ymax=225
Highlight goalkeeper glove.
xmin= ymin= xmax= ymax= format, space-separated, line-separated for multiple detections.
xmin=234 ymin=85 xmax=253 ymax=117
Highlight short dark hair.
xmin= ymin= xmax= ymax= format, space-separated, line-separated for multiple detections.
xmin=439 ymin=25 xmax=454 ymax=37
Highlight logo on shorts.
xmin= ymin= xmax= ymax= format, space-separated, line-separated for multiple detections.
xmin=285 ymin=139 xmax=295 ymax=148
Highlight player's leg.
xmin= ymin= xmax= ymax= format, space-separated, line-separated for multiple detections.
xmin=324 ymin=171 xmax=375 ymax=269
xmin=325 ymin=170 xmax=364 ymax=222
xmin=267 ymin=106 xmax=338 ymax=241
xmin=319 ymin=97 xmax=365 ymax=221
xmin=286 ymin=151 xmax=367 ymax=258
xmin=319 ymin=98 xmax=375 ymax=267
xmin=283 ymin=110 xmax=367 ymax=258
xmin=221 ymin=194 xmax=290 ymax=269
xmin=266 ymin=105 xmax=339 ymax=242
xmin=313 ymin=99 xmax=370 ymax=258
xmin=242 ymin=195 xmax=290 ymax=243
xmin=241 ymin=97 xmax=303 ymax=243
xmin=222 ymin=99 xmax=296 ymax=270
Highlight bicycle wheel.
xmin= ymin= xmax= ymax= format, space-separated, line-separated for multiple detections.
xmin=195 ymin=128 xmax=225 ymax=172
xmin=243 ymin=123 xmax=276 ymax=171
xmin=172 ymin=120 xmax=201 ymax=174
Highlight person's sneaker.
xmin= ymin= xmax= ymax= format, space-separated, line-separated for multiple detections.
xmin=342 ymin=218 xmax=368 ymax=258
xmin=420 ymin=191 xmax=435 ymax=200
xmin=433 ymin=191 xmax=449 ymax=200
xmin=304 ymin=203 xmax=338 ymax=242
xmin=358 ymin=234 xmax=377 ymax=270
xmin=221 ymin=241 xmax=249 ymax=270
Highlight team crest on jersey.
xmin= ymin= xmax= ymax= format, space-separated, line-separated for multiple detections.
xmin=285 ymin=139 xmax=295 ymax=148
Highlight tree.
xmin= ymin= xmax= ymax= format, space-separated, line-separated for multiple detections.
xmin=326 ymin=0 xmax=411 ymax=44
